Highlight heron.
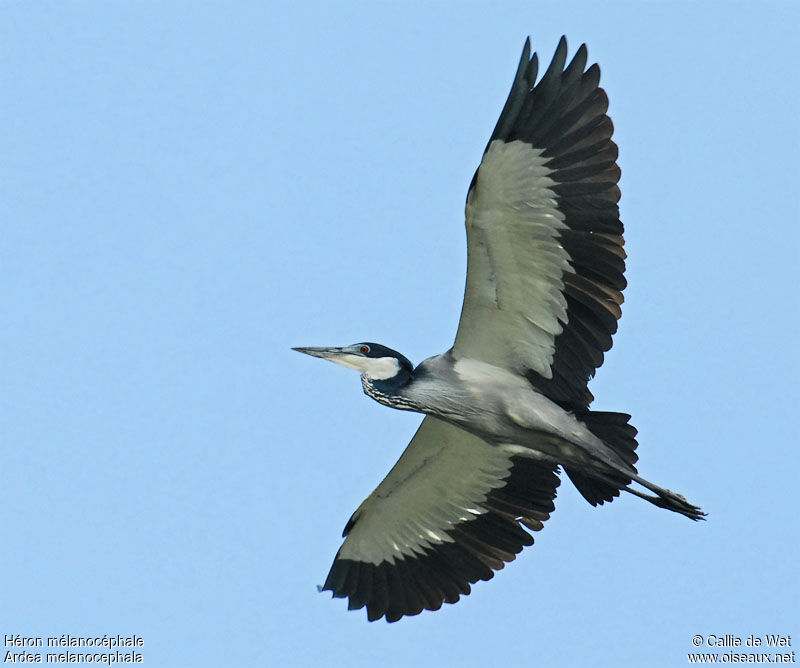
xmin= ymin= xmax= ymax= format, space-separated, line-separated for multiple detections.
xmin=294 ymin=36 xmax=704 ymax=623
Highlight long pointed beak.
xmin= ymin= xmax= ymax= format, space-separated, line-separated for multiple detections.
xmin=292 ymin=346 xmax=346 ymax=361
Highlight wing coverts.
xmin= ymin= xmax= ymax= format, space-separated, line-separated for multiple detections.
xmin=454 ymin=37 xmax=625 ymax=411
xmin=321 ymin=418 xmax=560 ymax=622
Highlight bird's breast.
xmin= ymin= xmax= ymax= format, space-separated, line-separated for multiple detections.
xmin=450 ymin=357 xmax=602 ymax=446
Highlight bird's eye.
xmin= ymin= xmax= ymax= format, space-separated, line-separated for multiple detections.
xmin=359 ymin=345 xmax=370 ymax=354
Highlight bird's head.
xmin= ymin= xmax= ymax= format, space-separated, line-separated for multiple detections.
xmin=292 ymin=342 xmax=413 ymax=382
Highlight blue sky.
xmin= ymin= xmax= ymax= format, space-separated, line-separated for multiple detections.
xmin=2 ymin=2 xmax=798 ymax=667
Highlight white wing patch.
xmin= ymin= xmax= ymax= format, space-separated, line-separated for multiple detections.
xmin=339 ymin=417 xmax=513 ymax=565
xmin=454 ymin=139 xmax=571 ymax=378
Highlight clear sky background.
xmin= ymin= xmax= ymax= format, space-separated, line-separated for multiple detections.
xmin=2 ymin=3 xmax=798 ymax=667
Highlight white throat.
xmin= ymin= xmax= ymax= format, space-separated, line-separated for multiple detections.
xmin=333 ymin=354 xmax=401 ymax=380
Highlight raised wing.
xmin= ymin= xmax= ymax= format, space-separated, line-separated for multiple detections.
xmin=452 ymin=37 xmax=625 ymax=411
xmin=321 ymin=417 xmax=560 ymax=622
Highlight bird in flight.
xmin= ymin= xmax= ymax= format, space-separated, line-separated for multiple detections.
xmin=294 ymin=36 xmax=704 ymax=623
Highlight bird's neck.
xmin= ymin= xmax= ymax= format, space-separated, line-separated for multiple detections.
xmin=361 ymin=368 xmax=418 ymax=411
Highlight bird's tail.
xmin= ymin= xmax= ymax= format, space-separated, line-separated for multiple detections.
xmin=565 ymin=410 xmax=706 ymax=521
xmin=564 ymin=410 xmax=638 ymax=506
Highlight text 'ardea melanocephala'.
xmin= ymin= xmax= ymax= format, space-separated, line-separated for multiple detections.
xmin=294 ymin=36 xmax=705 ymax=623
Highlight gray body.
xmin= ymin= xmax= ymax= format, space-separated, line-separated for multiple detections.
xmin=365 ymin=352 xmax=656 ymax=493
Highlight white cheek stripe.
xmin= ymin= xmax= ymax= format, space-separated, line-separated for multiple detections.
xmin=332 ymin=354 xmax=401 ymax=380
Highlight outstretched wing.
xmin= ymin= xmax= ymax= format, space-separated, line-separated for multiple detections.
xmin=321 ymin=417 xmax=560 ymax=622
xmin=452 ymin=37 xmax=625 ymax=411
